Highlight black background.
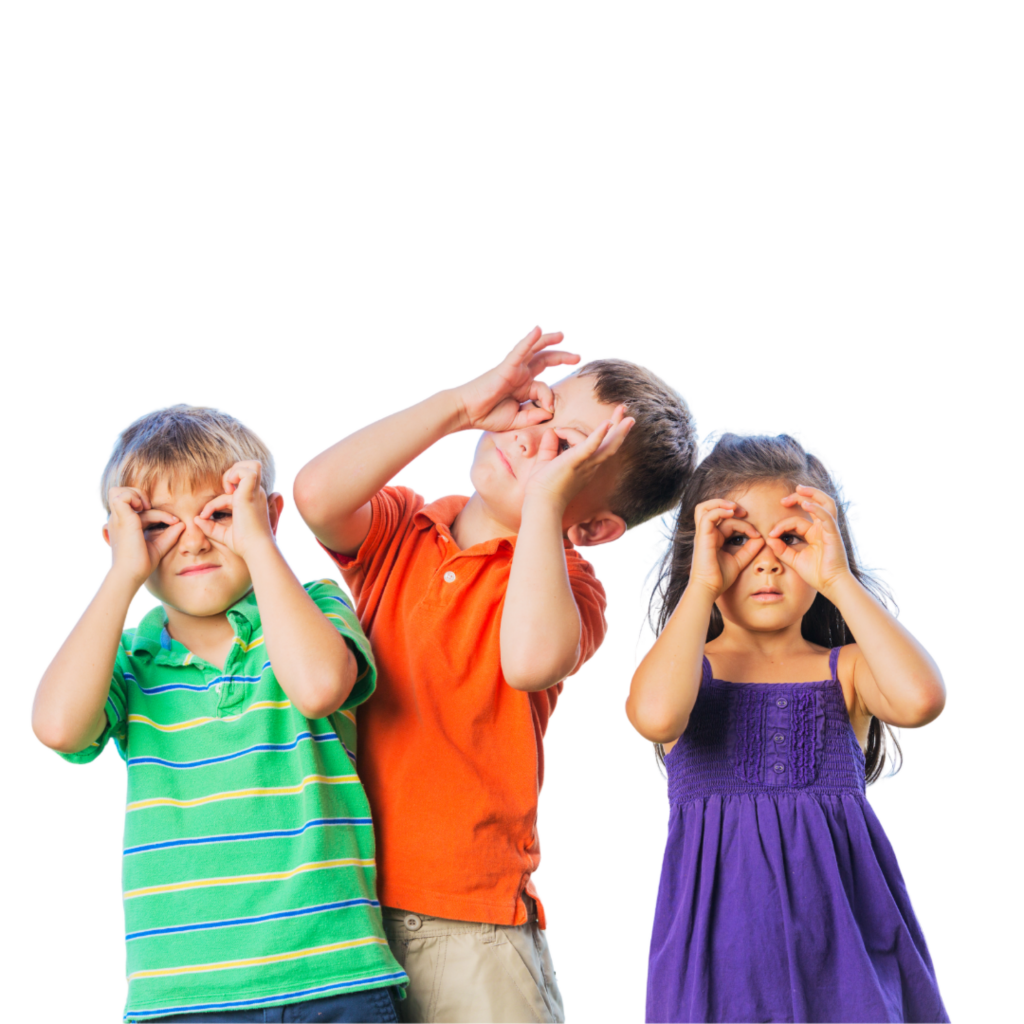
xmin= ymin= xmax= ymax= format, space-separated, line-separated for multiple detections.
xmin=32 ymin=311 xmax=958 ymax=1015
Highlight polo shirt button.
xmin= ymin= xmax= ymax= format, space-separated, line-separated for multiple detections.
xmin=774 ymin=733 xmax=785 ymax=744
xmin=773 ymin=763 xmax=786 ymax=773
xmin=404 ymin=914 xmax=422 ymax=931
xmin=776 ymin=697 xmax=788 ymax=709
xmin=443 ymin=571 xmax=456 ymax=583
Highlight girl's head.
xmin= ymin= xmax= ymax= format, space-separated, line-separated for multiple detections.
xmin=652 ymin=433 xmax=900 ymax=782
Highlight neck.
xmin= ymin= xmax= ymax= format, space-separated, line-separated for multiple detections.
xmin=450 ymin=493 xmax=519 ymax=548
xmin=163 ymin=605 xmax=238 ymax=670
xmin=712 ymin=619 xmax=814 ymax=662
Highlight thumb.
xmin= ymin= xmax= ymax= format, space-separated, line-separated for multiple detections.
xmin=150 ymin=521 xmax=185 ymax=561
xmin=764 ymin=537 xmax=797 ymax=567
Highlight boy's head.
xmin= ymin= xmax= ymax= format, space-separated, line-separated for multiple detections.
xmin=471 ymin=360 xmax=696 ymax=545
xmin=101 ymin=404 xmax=275 ymax=511
xmin=101 ymin=405 xmax=280 ymax=616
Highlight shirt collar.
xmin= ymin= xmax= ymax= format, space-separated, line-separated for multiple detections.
xmin=127 ymin=590 xmax=262 ymax=664
xmin=412 ymin=494 xmax=577 ymax=555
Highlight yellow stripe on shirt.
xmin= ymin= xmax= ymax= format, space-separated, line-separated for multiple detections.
xmin=126 ymin=774 xmax=360 ymax=812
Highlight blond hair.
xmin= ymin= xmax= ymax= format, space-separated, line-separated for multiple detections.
xmin=100 ymin=405 xmax=274 ymax=512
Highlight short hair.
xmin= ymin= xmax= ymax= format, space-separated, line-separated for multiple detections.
xmin=574 ymin=359 xmax=697 ymax=529
xmin=100 ymin=404 xmax=274 ymax=512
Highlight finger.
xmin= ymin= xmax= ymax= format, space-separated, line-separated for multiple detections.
xmin=718 ymin=518 xmax=762 ymax=540
xmin=693 ymin=499 xmax=741 ymax=525
xmin=139 ymin=509 xmax=179 ymax=527
xmin=590 ymin=413 xmax=635 ymax=461
xmin=527 ymin=380 xmax=555 ymax=416
xmin=193 ymin=515 xmax=228 ymax=544
xmin=768 ymin=516 xmax=812 ymax=539
xmin=795 ymin=485 xmax=838 ymax=515
xmin=795 ymin=500 xmax=837 ymax=527
xmin=731 ymin=535 xmax=766 ymax=573
xmin=527 ymin=330 xmax=565 ymax=358
xmin=765 ymin=535 xmax=799 ymax=567
xmin=222 ymin=461 xmax=260 ymax=494
xmin=509 ymin=326 xmax=543 ymax=361
xmin=536 ymin=427 xmax=562 ymax=462
xmin=198 ymin=493 xmax=234 ymax=520
xmin=109 ymin=487 xmax=151 ymax=514
xmin=150 ymin=521 xmax=185 ymax=559
xmin=526 ymin=349 xmax=581 ymax=378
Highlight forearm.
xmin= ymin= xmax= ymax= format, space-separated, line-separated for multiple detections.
xmin=33 ymin=571 xmax=137 ymax=752
xmin=294 ymin=390 xmax=464 ymax=553
xmin=245 ymin=541 xmax=358 ymax=719
xmin=500 ymin=496 xmax=581 ymax=691
xmin=627 ymin=585 xmax=716 ymax=742
xmin=826 ymin=574 xmax=945 ymax=725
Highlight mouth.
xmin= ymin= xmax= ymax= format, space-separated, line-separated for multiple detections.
xmin=750 ymin=587 xmax=784 ymax=602
xmin=495 ymin=446 xmax=516 ymax=478
xmin=178 ymin=564 xmax=220 ymax=577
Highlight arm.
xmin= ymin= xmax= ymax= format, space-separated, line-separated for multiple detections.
xmin=500 ymin=497 xmax=582 ymax=690
xmin=626 ymin=586 xmax=715 ymax=742
xmin=293 ymin=327 xmax=578 ymax=555
xmin=501 ymin=409 xmax=634 ymax=691
xmin=33 ymin=489 xmax=185 ymax=752
xmin=768 ymin=486 xmax=946 ymax=727
xmin=34 ymin=574 xmax=135 ymax=752
xmin=831 ymin=579 xmax=945 ymax=726
xmin=293 ymin=391 xmax=463 ymax=555
xmin=197 ymin=463 xmax=358 ymax=720
xmin=626 ymin=500 xmax=764 ymax=741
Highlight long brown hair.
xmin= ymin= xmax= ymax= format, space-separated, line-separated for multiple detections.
xmin=650 ymin=433 xmax=901 ymax=783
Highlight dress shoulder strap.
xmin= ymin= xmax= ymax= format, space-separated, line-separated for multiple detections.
xmin=701 ymin=655 xmax=713 ymax=684
xmin=829 ymin=646 xmax=842 ymax=681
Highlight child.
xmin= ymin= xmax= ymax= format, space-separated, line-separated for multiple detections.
xmin=32 ymin=406 xmax=407 ymax=1023
xmin=294 ymin=328 xmax=697 ymax=1023
xmin=627 ymin=433 xmax=948 ymax=1023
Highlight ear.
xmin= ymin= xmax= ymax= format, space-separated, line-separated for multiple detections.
xmin=102 ymin=523 xmax=112 ymax=546
xmin=267 ymin=492 xmax=285 ymax=535
xmin=566 ymin=512 xmax=627 ymax=548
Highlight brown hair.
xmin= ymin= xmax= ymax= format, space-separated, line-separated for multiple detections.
xmin=575 ymin=359 xmax=698 ymax=529
xmin=650 ymin=432 xmax=901 ymax=784
xmin=100 ymin=405 xmax=274 ymax=512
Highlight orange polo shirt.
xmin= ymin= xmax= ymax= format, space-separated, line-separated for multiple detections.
xmin=322 ymin=486 xmax=607 ymax=928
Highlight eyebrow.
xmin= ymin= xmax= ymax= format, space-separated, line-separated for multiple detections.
xmin=550 ymin=391 xmax=593 ymax=436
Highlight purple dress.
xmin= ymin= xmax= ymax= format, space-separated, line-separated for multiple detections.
xmin=647 ymin=649 xmax=948 ymax=1023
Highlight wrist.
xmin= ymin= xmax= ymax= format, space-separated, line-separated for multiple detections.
xmin=819 ymin=570 xmax=860 ymax=604
xmin=107 ymin=563 xmax=148 ymax=596
xmin=520 ymin=489 xmax=569 ymax=525
xmin=435 ymin=388 xmax=473 ymax=434
xmin=236 ymin=533 xmax=280 ymax=569
xmin=683 ymin=579 xmax=721 ymax=608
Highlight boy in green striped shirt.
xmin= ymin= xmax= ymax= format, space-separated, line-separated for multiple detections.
xmin=33 ymin=406 xmax=406 ymax=1023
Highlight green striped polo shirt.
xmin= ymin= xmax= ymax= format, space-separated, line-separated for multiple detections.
xmin=61 ymin=580 xmax=406 ymax=1022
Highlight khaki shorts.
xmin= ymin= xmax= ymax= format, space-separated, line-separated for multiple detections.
xmin=382 ymin=901 xmax=565 ymax=1023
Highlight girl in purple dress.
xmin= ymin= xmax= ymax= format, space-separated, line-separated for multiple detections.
xmin=628 ymin=434 xmax=948 ymax=1023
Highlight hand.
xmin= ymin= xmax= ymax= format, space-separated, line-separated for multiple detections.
xmin=105 ymin=487 xmax=185 ymax=586
xmin=766 ymin=485 xmax=852 ymax=595
xmin=688 ymin=499 xmax=764 ymax=598
xmin=522 ymin=404 xmax=635 ymax=509
xmin=453 ymin=327 xmax=580 ymax=433
xmin=195 ymin=461 xmax=277 ymax=559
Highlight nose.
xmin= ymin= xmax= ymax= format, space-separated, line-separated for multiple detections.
xmin=178 ymin=516 xmax=212 ymax=556
xmin=754 ymin=546 xmax=782 ymax=574
xmin=511 ymin=426 xmax=542 ymax=457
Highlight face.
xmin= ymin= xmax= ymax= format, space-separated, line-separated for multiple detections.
xmin=469 ymin=372 xmax=623 ymax=533
xmin=132 ymin=475 xmax=275 ymax=618
xmin=715 ymin=479 xmax=818 ymax=633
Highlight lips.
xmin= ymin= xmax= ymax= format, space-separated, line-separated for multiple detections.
xmin=495 ymin=446 xmax=516 ymax=478
xmin=178 ymin=564 xmax=220 ymax=577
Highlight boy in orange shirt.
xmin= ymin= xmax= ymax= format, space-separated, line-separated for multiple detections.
xmin=294 ymin=328 xmax=696 ymax=1022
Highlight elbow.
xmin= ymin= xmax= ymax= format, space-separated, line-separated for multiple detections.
xmin=292 ymin=468 xmax=326 ymax=530
xmin=292 ymin=649 xmax=358 ymax=720
xmin=625 ymin=692 xmax=688 ymax=744
xmin=904 ymin=674 xmax=947 ymax=727
xmin=32 ymin=712 xmax=86 ymax=754
xmin=502 ymin=647 xmax=579 ymax=693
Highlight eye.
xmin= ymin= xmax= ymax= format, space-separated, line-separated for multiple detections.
xmin=780 ymin=532 xmax=801 ymax=546
xmin=143 ymin=522 xmax=167 ymax=534
xmin=724 ymin=535 xmax=747 ymax=547
xmin=557 ymin=438 xmax=572 ymax=454
xmin=211 ymin=510 xmax=232 ymax=522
